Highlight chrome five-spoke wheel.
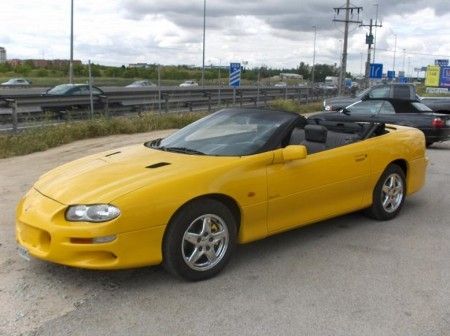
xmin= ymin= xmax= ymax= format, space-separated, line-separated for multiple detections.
xmin=182 ymin=214 xmax=229 ymax=271
xmin=163 ymin=199 xmax=237 ymax=281
xmin=366 ymin=164 xmax=406 ymax=221
xmin=381 ymin=173 xmax=404 ymax=213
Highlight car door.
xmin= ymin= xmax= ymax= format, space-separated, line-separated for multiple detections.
xmin=266 ymin=141 xmax=371 ymax=233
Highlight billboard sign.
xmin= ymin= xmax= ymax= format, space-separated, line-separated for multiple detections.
xmin=439 ymin=66 xmax=450 ymax=87
xmin=425 ymin=65 xmax=440 ymax=87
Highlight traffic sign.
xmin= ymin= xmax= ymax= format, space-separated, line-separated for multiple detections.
xmin=439 ymin=66 xmax=450 ymax=87
xmin=370 ymin=63 xmax=383 ymax=79
xmin=387 ymin=70 xmax=395 ymax=79
xmin=435 ymin=59 xmax=449 ymax=67
xmin=229 ymin=63 xmax=241 ymax=87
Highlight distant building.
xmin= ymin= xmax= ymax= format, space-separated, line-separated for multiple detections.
xmin=0 ymin=47 xmax=6 ymax=63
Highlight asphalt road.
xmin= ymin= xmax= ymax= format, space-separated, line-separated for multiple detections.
xmin=0 ymin=134 xmax=449 ymax=336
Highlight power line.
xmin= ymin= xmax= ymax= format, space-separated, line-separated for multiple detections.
xmin=374 ymin=48 xmax=450 ymax=58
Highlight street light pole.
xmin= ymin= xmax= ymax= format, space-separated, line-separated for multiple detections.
xmin=201 ymin=0 xmax=206 ymax=87
xmin=392 ymin=33 xmax=397 ymax=73
xmin=69 ymin=0 xmax=74 ymax=84
xmin=311 ymin=25 xmax=317 ymax=85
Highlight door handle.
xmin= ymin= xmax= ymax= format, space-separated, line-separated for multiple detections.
xmin=354 ymin=154 xmax=367 ymax=162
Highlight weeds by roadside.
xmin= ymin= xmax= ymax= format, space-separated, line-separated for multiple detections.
xmin=0 ymin=112 xmax=204 ymax=158
xmin=0 ymin=101 xmax=322 ymax=158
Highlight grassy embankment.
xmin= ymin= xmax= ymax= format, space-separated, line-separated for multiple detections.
xmin=0 ymin=100 xmax=322 ymax=159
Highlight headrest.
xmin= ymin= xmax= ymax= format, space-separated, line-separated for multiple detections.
xmin=304 ymin=125 xmax=327 ymax=143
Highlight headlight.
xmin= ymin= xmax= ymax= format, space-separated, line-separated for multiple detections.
xmin=324 ymin=105 xmax=332 ymax=111
xmin=66 ymin=204 xmax=120 ymax=223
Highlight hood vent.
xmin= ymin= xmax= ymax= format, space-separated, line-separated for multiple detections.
xmin=105 ymin=151 xmax=121 ymax=157
xmin=146 ymin=162 xmax=171 ymax=169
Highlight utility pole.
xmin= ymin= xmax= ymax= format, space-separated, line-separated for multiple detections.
xmin=372 ymin=3 xmax=379 ymax=63
xmin=333 ymin=1 xmax=362 ymax=95
xmin=360 ymin=18 xmax=382 ymax=88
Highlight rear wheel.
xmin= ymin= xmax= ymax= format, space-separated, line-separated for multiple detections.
xmin=163 ymin=199 xmax=237 ymax=281
xmin=365 ymin=164 xmax=406 ymax=220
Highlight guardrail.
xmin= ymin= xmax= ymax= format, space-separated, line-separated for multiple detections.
xmin=0 ymin=86 xmax=333 ymax=132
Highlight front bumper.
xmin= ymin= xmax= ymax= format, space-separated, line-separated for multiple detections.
xmin=16 ymin=188 xmax=165 ymax=269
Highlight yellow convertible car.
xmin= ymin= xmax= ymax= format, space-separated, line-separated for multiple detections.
xmin=16 ymin=108 xmax=428 ymax=280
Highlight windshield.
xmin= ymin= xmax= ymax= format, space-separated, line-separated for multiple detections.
xmin=47 ymin=84 xmax=74 ymax=95
xmin=148 ymin=109 xmax=297 ymax=156
xmin=356 ymin=88 xmax=370 ymax=99
xmin=345 ymin=100 xmax=390 ymax=115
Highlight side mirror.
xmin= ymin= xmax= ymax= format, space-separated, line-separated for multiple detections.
xmin=282 ymin=145 xmax=307 ymax=162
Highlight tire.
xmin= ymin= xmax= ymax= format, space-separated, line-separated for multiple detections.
xmin=163 ymin=199 xmax=237 ymax=281
xmin=365 ymin=164 xmax=406 ymax=221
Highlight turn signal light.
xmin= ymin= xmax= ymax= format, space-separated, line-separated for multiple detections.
xmin=70 ymin=235 xmax=116 ymax=244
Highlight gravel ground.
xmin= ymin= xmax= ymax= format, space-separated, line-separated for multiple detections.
xmin=0 ymin=134 xmax=449 ymax=336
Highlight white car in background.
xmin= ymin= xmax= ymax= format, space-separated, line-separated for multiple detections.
xmin=274 ymin=82 xmax=287 ymax=87
xmin=126 ymin=80 xmax=156 ymax=88
xmin=1 ymin=78 xmax=32 ymax=87
xmin=179 ymin=80 xmax=199 ymax=87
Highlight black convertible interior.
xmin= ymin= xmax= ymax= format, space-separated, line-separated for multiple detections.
xmin=287 ymin=120 xmax=387 ymax=154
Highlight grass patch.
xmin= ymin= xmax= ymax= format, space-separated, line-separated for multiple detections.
xmin=0 ymin=102 xmax=323 ymax=159
xmin=269 ymin=99 xmax=323 ymax=114
xmin=0 ymin=112 xmax=205 ymax=158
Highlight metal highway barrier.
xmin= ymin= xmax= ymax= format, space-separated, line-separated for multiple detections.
xmin=0 ymin=86 xmax=334 ymax=132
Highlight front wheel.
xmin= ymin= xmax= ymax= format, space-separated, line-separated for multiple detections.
xmin=365 ymin=164 xmax=406 ymax=221
xmin=163 ymin=199 xmax=237 ymax=281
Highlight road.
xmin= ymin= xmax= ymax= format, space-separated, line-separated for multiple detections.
xmin=0 ymin=133 xmax=449 ymax=336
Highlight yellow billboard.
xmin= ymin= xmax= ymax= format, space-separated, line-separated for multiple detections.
xmin=425 ymin=65 xmax=440 ymax=87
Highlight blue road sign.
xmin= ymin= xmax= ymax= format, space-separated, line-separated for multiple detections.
xmin=435 ymin=59 xmax=449 ymax=67
xmin=399 ymin=76 xmax=408 ymax=83
xmin=387 ymin=70 xmax=395 ymax=79
xmin=439 ymin=66 xmax=450 ymax=87
xmin=370 ymin=63 xmax=383 ymax=79
xmin=229 ymin=63 xmax=241 ymax=87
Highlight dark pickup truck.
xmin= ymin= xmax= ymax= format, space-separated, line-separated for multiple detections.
xmin=323 ymin=83 xmax=450 ymax=114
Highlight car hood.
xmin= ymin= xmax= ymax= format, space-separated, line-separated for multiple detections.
xmin=34 ymin=144 xmax=238 ymax=205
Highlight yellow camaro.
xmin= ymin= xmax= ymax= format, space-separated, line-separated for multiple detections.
xmin=16 ymin=108 xmax=428 ymax=280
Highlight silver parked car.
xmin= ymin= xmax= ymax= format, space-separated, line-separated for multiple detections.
xmin=179 ymin=80 xmax=199 ymax=87
xmin=1 ymin=78 xmax=32 ymax=87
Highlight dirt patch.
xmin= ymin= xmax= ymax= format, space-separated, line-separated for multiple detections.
xmin=0 ymin=130 xmax=175 ymax=335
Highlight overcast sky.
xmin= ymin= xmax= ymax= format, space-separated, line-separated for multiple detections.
xmin=1 ymin=0 xmax=450 ymax=75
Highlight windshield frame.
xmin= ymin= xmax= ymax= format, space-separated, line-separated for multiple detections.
xmin=146 ymin=108 xmax=301 ymax=157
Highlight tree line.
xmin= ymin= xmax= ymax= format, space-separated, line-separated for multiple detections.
xmin=0 ymin=60 xmax=347 ymax=82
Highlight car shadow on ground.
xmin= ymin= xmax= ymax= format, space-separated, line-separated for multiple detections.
xmin=23 ymin=207 xmax=402 ymax=288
